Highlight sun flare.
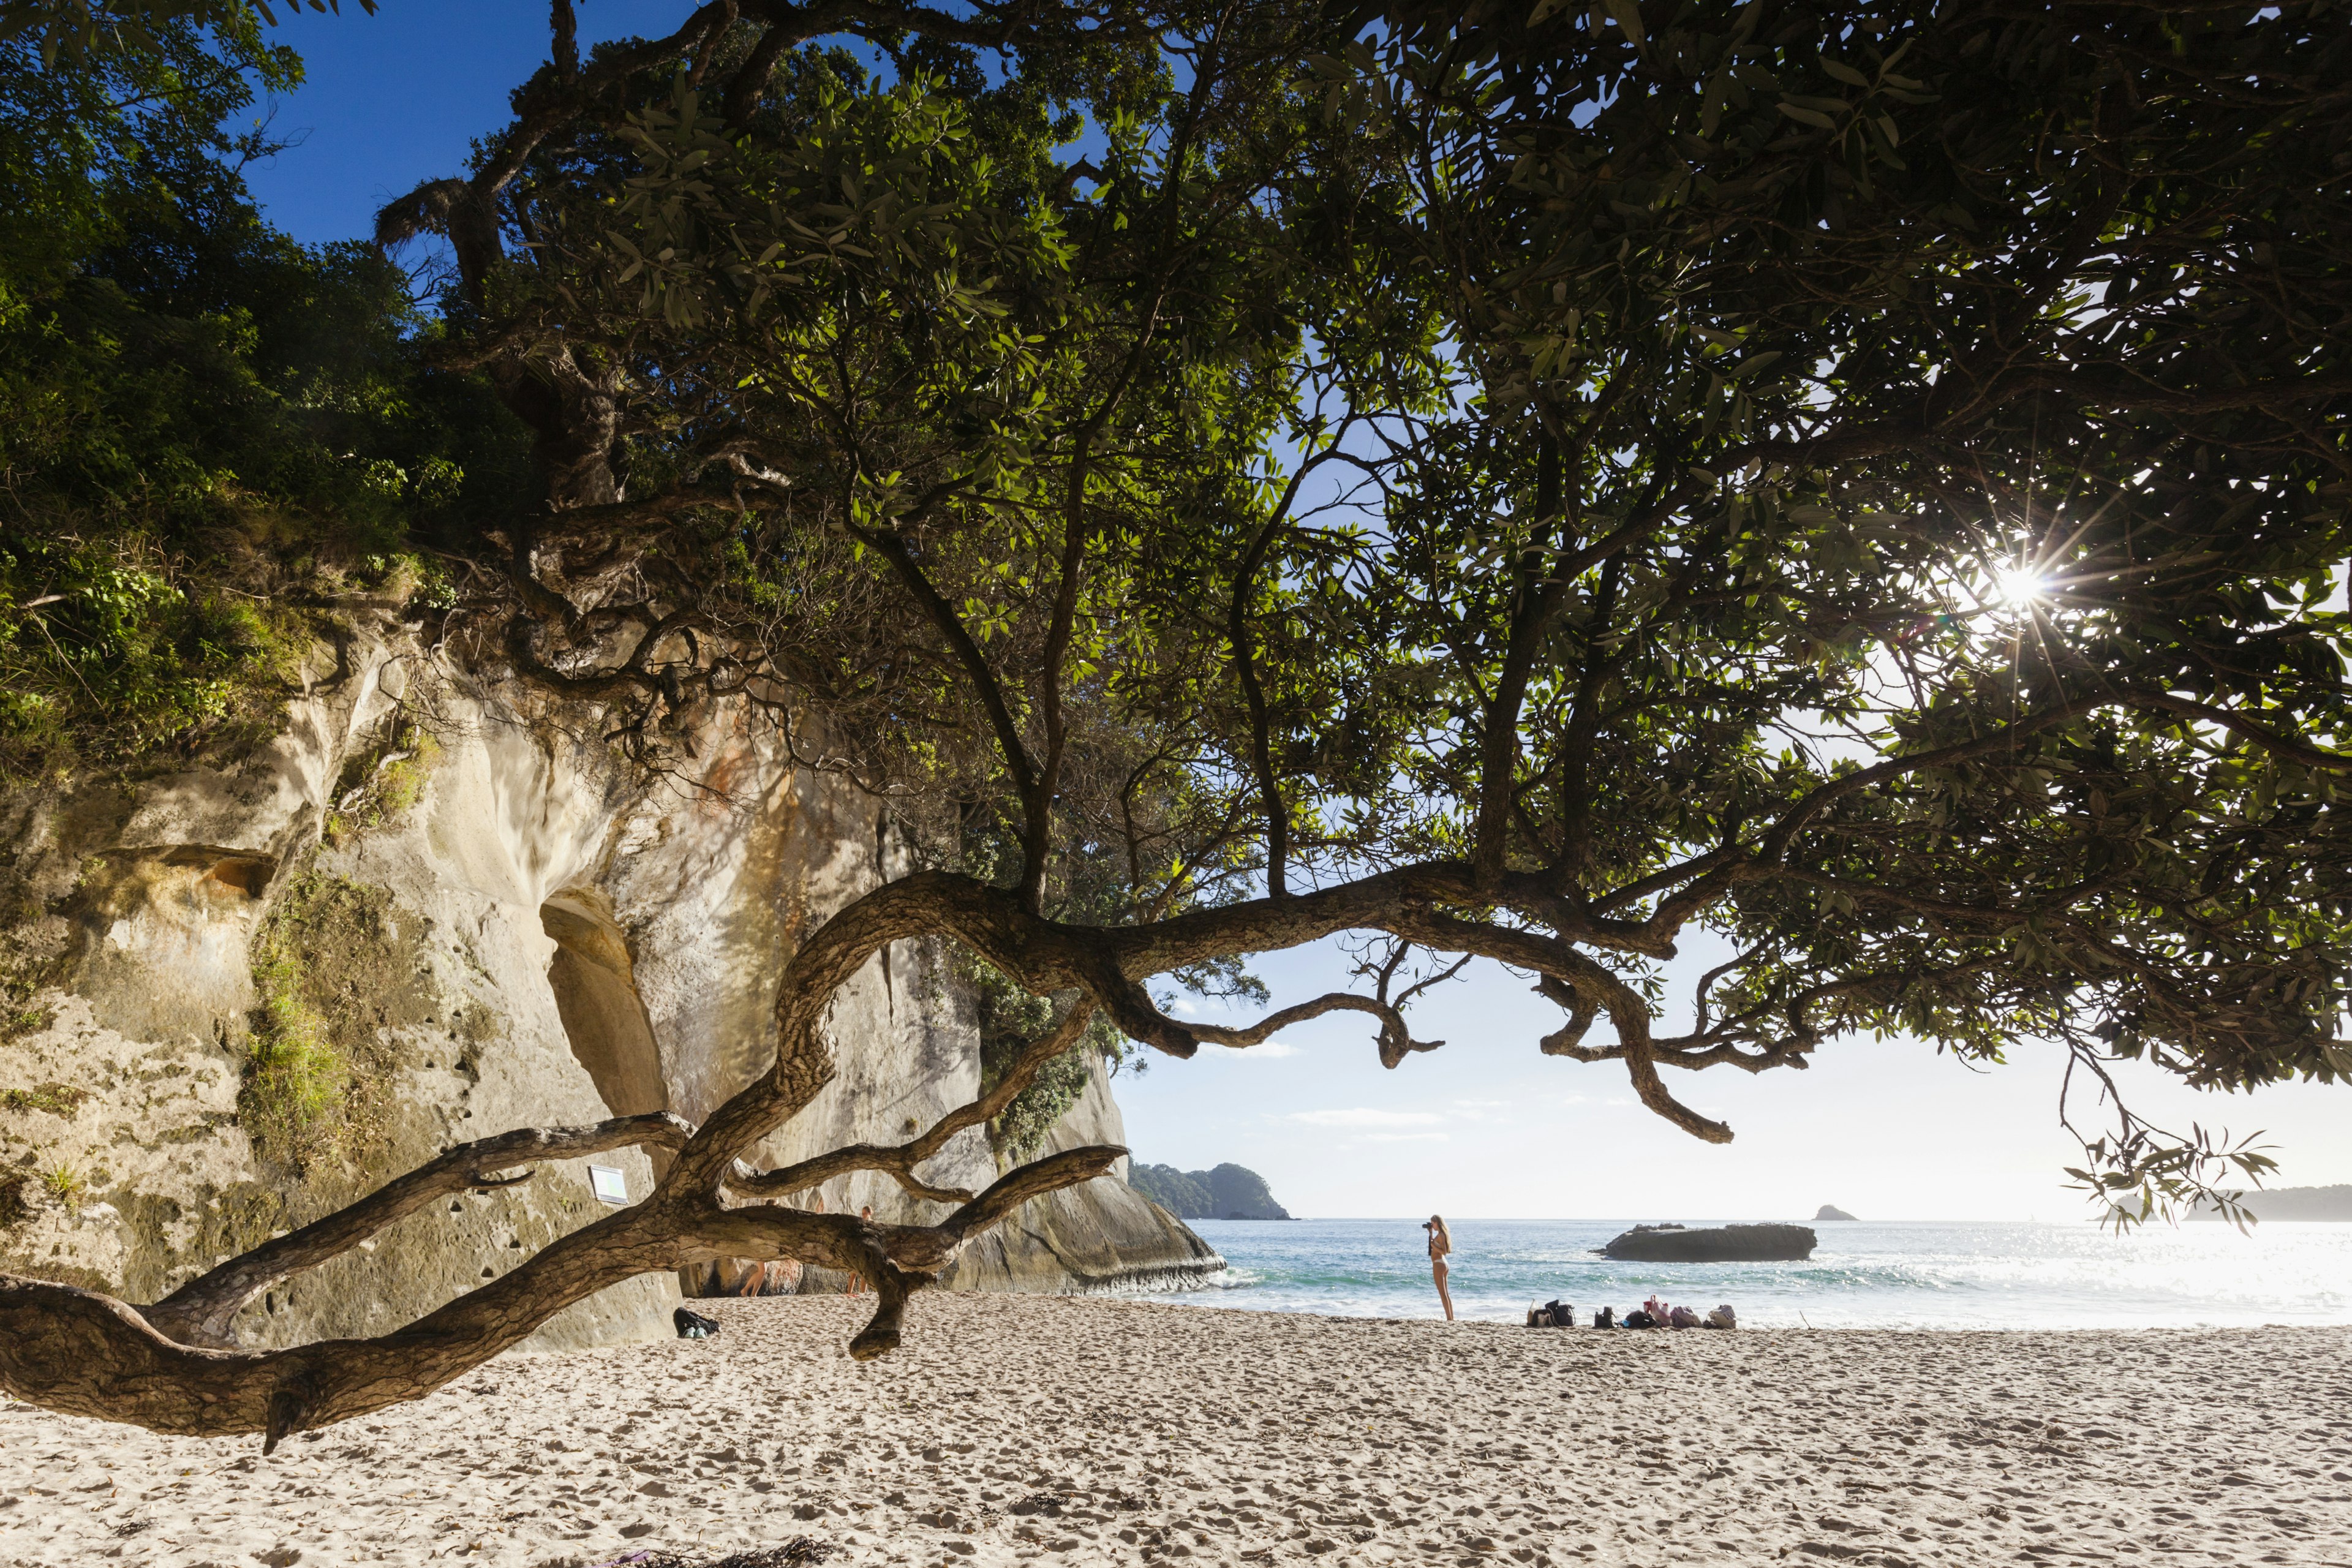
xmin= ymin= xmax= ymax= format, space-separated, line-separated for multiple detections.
xmin=1992 ymin=564 xmax=2048 ymax=609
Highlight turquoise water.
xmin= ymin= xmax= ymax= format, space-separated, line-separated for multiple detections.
xmin=1148 ymin=1217 xmax=2352 ymax=1330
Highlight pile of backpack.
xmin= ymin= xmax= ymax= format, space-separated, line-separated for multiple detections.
xmin=1524 ymin=1300 xmax=1740 ymax=1330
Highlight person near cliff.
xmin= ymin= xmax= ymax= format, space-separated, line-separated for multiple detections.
xmin=1423 ymin=1215 xmax=1455 ymax=1322
xmin=849 ymin=1204 xmax=874 ymax=1295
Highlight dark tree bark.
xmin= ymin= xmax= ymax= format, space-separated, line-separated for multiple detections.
xmin=139 ymin=1115 xmax=696 ymax=1349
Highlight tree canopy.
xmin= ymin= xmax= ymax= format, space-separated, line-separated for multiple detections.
xmin=412 ymin=0 xmax=2351 ymax=1213
xmin=2 ymin=0 xmax=2350 ymax=1441
xmin=0 ymin=2 xmax=527 ymax=780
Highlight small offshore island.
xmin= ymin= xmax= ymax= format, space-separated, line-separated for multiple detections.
xmin=1597 ymin=1223 xmax=1819 ymax=1261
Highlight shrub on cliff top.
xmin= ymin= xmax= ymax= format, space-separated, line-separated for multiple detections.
xmin=0 ymin=17 xmax=531 ymax=785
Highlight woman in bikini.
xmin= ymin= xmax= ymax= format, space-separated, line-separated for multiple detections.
xmin=1423 ymin=1215 xmax=1455 ymax=1321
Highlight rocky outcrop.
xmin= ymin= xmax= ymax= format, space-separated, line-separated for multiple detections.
xmin=940 ymin=1055 xmax=1226 ymax=1293
xmin=1597 ymin=1223 xmax=1817 ymax=1262
xmin=1815 ymin=1204 xmax=1858 ymax=1221
xmin=0 ymin=620 xmax=1214 ymax=1351
xmin=1129 ymin=1162 xmax=1292 ymax=1220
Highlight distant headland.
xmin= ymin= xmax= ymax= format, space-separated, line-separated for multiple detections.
xmin=1815 ymin=1204 xmax=1858 ymax=1221
xmin=2185 ymin=1184 xmax=2352 ymax=1221
xmin=1130 ymin=1162 xmax=1295 ymax=1220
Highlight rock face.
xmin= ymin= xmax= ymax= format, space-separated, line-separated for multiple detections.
xmin=1129 ymin=1162 xmax=1293 ymax=1220
xmin=0 ymin=622 xmax=1216 ymax=1351
xmin=1815 ymin=1204 xmax=1858 ymax=1221
xmin=936 ymin=1057 xmax=1225 ymax=1292
xmin=1597 ymin=1223 xmax=1818 ymax=1262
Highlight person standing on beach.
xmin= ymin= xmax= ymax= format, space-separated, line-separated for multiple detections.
xmin=846 ymin=1204 xmax=875 ymax=1295
xmin=1423 ymin=1215 xmax=1455 ymax=1321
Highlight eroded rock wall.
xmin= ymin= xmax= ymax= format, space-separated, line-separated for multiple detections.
xmin=938 ymin=1050 xmax=1224 ymax=1294
xmin=0 ymin=623 xmax=672 ymax=1349
xmin=0 ymin=619 xmax=1213 ymax=1354
xmin=576 ymin=652 xmax=1218 ymax=1295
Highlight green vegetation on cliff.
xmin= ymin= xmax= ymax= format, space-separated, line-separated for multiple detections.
xmin=960 ymin=813 xmax=1259 ymax=1165
xmin=0 ymin=17 xmax=527 ymax=784
xmin=969 ymin=959 xmax=1142 ymax=1165
xmin=242 ymin=869 xmax=442 ymax=1173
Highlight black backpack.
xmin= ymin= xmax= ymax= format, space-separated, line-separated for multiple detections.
xmin=674 ymin=1306 xmax=722 ymax=1339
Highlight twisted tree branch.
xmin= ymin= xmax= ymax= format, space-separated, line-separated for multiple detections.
xmin=0 ymin=1140 xmax=1121 ymax=1447
xmin=727 ymin=1001 xmax=1098 ymax=1202
xmin=143 ymin=1114 xmax=695 ymax=1349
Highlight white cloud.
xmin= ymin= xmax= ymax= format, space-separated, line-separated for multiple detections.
xmin=1287 ymin=1107 xmax=1444 ymax=1128
xmin=1360 ymin=1132 xmax=1450 ymax=1144
xmin=1222 ymin=1041 xmax=1298 ymax=1060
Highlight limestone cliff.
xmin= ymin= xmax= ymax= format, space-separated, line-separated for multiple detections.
xmin=0 ymin=622 xmax=1216 ymax=1351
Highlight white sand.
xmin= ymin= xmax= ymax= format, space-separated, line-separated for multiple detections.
xmin=3 ymin=1295 xmax=2348 ymax=1566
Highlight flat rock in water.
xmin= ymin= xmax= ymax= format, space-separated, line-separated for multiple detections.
xmin=1597 ymin=1223 xmax=1817 ymax=1261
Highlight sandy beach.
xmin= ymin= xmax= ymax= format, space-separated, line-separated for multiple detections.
xmin=2 ymin=1295 xmax=2346 ymax=1567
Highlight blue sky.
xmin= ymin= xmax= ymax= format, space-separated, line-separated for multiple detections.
xmin=240 ymin=4 xmax=2352 ymax=1223
xmin=240 ymin=2 xmax=661 ymax=245
xmin=1118 ymin=939 xmax=2352 ymax=1222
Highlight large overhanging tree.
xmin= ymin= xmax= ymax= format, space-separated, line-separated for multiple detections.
xmin=4 ymin=0 xmax=2350 ymax=1444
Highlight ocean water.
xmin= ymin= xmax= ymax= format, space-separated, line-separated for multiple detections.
xmin=1147 ymin=1217 xmax=2352 ymax=1330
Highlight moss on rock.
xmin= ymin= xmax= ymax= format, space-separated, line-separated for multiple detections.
xmin=113 ymin=1179 xmax=289 ymax=1304
xmin=0 ymin=1083 xmax=88 ymax=1116
xmin=322 ymin=715 xmax=442 ymax=842
xmin=967 ymin=955 xmax=1138 ymax=1164
xmin=240 ymin=869 xmax=437 ymax=1175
